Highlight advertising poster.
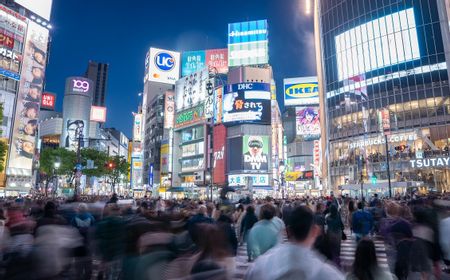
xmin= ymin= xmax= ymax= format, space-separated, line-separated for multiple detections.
xmin=131 ymin=158 xmax=143 ymax=190
xmin=213 ymin=124 xmax=226 ymax=185
xmin=41 ymin=92 xmax=56 ymax=110
xmin=0 ymin=31 xmax=15 ymax=49
xmin=228 ymin=174 xmax=268 ymax=187
xmin=213 ymin=86 xmax=223 ymax=124
xmin=164 ymin=90 xmax=175 ymax=128
xmin=223 ymin=82 xmax=271 ymax=124
xmin=175 ymin=105 xmax=204 ymax=128
xmin=0 ymin=47 xmax=21 ymax=74
xmin=90 ymin=106 xmax=107 ymax=122
xmin=0 ymin=90 xmax=15 ymax=139
xmin=295 ymin=107 xmax=320 ymax=140
xmin=160 ymin=143 xmax=170 ymax=174
xmin=285 ymin=171 xmax=314 ymax=181
xmin=181 ymin=50 xmax=205 ymax=77
xmin=175 ymin=67 xmax=209 ymax=112
xmin=283 ymin=77 xmax=319 ymax=106
xmin=242 ymin=135 xmax=269 ymax=171
xmin=147 ymin=47 xmax=180 ymax=85
xmin=205 ymin=48 xmax=228 ymax=74
xmin=63 ymin=119 xmax=86 ymax=151
xmin=378 ymin=108 xmax=390 ymax=133
xmin=204 ymin=95 xmax=213 ymax=119
xmin=133 ymin=113 xmax=142 ymax=142
xmin=313 ymin=140 xmax=320 ymax=177
xmin=7 ymin=20 xmax=48 ymax=175
xmin=227 ymin=19 xmax=269 ymax=67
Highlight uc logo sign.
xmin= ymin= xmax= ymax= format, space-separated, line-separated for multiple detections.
xmin=285 ymin=83 xmax=318 ymax=98
xmin=155 ymin=52 xmax=175 ymax=71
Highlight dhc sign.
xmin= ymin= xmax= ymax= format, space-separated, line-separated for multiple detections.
xmin=410 ymin=157 xmax=450 ymax=168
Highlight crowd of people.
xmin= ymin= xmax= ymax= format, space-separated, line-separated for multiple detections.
xmin=0 ymin=193 xmax=449 ymax=280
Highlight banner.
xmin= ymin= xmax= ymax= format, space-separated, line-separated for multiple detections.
xmin=285 ymin=171 xmax=314 ymax=181
xmin=133 ymin=113 xmax=142 ymax=142
xmin=175 ymin=105 xmax=204 ymax=128
xmin=181 ymin=50 xmax=205 ymax=77
xmin=213 ymin=86 xmax=223 ymax=124
xmin=213 ymin=124 xmax=226 ymax=185
xmin=41 ymin=92 xmax=56 ymax=110
xmin=7 ymin=20 xmax=49 ymax=176
xmin=175 ymin=67 xmax=210 ymax=112
xmin=164 ymin=90 xmax=175 ymax=128
xmin=242 ymin=135 xmax=269 ymax=171
xmin=206 ymin=48 xmax=228 ymax=74
xmin=283 ymin=76 xmax=319 ymax=106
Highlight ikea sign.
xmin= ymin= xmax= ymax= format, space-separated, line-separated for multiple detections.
xmin=283 ymin=76 xmax=319 ymax=106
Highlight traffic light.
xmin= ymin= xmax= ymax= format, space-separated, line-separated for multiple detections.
xmin=106 ymin=161 xmax=115 ymax=170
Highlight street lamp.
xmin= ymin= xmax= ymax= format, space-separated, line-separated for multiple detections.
xmin=279 ymin=161 xmax=286 ymax=200
xmin=53 ymin=159 xmax=61 ymax=197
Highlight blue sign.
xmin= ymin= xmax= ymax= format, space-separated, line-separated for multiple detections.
xmin=227 ymin=82 xmax=271 ymax=92
xmin=0 ymin=67 xmax=20 ymax=81
xmin=149 ymin=164 xmax=154 ymax=186
xmin=181 ymin=50 xmax=206 ymax=76
xmin=155 ymin=52 xmax=175 ymax=71
xmin=228 ymin=20 xmax=268 ymax=45
xmin=283 ymin=77 xmax=319 ymax=106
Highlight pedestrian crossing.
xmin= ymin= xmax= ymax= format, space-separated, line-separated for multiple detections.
xmin=232 ymin=231 xmax=389 ymax=279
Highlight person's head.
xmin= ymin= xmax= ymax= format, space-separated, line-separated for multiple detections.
xmin=67 ymin=120 xmax=84 ymax=141
xmin=198 ymin=205 xmax=207 ymax=216
xmin=77 ymin=203 xmax=88 ymax=213
xmin=18 ymin=139 xmax=34 ymax=158
xmin=315 ymin=202 xmax=324 ymax=213
xmin=23 ymin=119 xmax=37 ymax=136
xmin=44 ymin=201 xmax=57 ymax=216
xmin=247 ymin=136 xmax=264 ymax=156
xmin=353 ymin=239 xmax=378 ymax=280
xmin=32 ymin=66 xmax=44 ymax=79
xmin=329 ymin=204 xmax=338 ymax=217
xmin=373 ymin=193 xmax=378 ymax=198
xmin=28 ymin=85 xmax=41 ymax=99
xmin=357 ymin=201 xmax=364 ymax=210
xmin=286 ymin=206 xmax=320 ymax=247
xmin=246 ymin=205 xmax=255 ymax=215
xmin=23 ymin=102 xmax=39 ymax=119
xmin=237 ymin=204 xmax=244 ymax=212
xmin=259 ymin=203 xmax=276 ymax=220
xmin=33 ymin=48 xmax=45 ymax=65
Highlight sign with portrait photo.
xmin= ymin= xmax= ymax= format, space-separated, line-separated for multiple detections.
xmin=295 ymin=107 xmax=320 ymax=140
xmin=242 ymin=135 xmax=269 ymax=171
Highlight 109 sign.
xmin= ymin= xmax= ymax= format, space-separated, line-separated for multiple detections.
xmin=155 ymin=52 xmax=175 ymax=71
xmin=72 ymin=79 xmax=90 ymax=93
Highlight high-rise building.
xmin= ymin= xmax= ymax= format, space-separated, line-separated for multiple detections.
xmin=85 ymin=61 xmax=109 ymax=107
xmin=315 ymin=0 xmax=450 ymax=195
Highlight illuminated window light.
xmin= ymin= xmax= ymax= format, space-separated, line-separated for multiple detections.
xmin=47 ymin=24 xmax=53 ymax=29
xmin=42 ymin=22 xmax=47 ymax=26
xmin=30 ymin=15 xmax=36 ymax=20
xmin=36 ymin=18 xmax=42 ymax=23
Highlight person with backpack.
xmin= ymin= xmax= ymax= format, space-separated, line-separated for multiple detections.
xmin=352 ymin=202 xmax=374 ymax=242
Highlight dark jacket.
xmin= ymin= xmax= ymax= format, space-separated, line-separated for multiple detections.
xmin=240 ymin=212 xmax=258 ymax=237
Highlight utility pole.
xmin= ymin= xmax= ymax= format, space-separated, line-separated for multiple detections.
xmin=384 ymin=134 xmax=392 ymax=197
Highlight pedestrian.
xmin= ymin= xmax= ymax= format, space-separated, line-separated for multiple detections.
xmin=352 ymin=202 xmax=374 ymax=242
xmin=346 ymin=239 xmax=396 ymax=280
xmin=71 ymin=203 xmax=95 ymax=280
xmin=325 ymin=204 xmax=344 ymax=267
xmin=240 ymin=205 xmax=258 ymax=248
xmin=245 ymin=206 xmax=344 ymax=280
xmin=246 ymin=204 xmax=280 ymax=261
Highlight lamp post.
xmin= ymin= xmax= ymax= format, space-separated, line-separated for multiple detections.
xmin=53 ymin=160 xmax=61 ymax=197
xmin=279 ymin=161 xmax=286 ymax=200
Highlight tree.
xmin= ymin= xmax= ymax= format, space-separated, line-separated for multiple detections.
xmin=0 ymin=103 xmax=7 ymax=173
xmin=80 ymin=148 xmax=109 ymax=177
xmin=105 ymin=155 xmax=129 ymax=193
xmin=39 ymin=147 xmax=77 ymax=195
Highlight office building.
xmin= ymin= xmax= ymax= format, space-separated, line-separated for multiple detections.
xmin=85 ymin=60 xmax=109 ymax=107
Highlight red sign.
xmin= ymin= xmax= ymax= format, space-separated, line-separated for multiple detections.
xmin=206 ymin=49 xmax=228 ymax=74
xmin=0 ymin=32 xmax=14 ymax=49
xmin=213 ymin=124 xmax=227 ymax=185
xmin=41 ymin=92 xmax=56 ymax=110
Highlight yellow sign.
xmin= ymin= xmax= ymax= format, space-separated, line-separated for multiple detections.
xmin=284 ymin=83 xmax=319 ymax=98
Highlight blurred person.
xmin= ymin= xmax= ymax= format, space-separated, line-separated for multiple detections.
xmin=245 ymin=206 xmax=344 ymax=280
xmin=187 ymin=205 xmax=214 ymax=243
xmin=71 ymin=203 xmax=95 ymax=280
xmin=348 ymin=199 xmax=356 ymax=231
xmin=234 ymin=204 xmax=245 ymax=244
xmin=352 ymin=202 xmax=373 ymax=242
xmin=440 ymin=208 xmax=450 ymax=273
xmin=369 ymin=193 xmax=380 ymax=208
xmin=35 ymin=201 xmax=67 ymax=230
xmin=346 ymin=239 xmax=396 ymax=280
xmin=271 ymin=206 xmax=286 ymax=241
xmin=240 ymin=205 xmax=258 ymax=248
xmin=247 ymin=204 xmax=279 ymax=261
xmin=325 ymin=204 xmax=344 ymax=267
xmin=217 ymin=212 xmax=238 ymax=256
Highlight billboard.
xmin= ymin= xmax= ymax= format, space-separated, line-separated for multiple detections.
xmin=285 ymin=171 xmax=314 ymax=181
xmin=175 ymin=67 xmax=210 ymax=112
xmin=133 ymin=113 xmax=142 ymax=142
xmin=228 ymin=174 xmax=269 ymax=187
xmin=7 ymin=20 xmax=48 ymax=176
xmin=227 ymin=137 xmax=243 ymax=172
xmin=160 ymin=143 xmax=170 ymax=174
xmin=147 ymin=47 xmax=180 ymax=84
xmin=206 ymin=49 xmax=228 ymax=74
xmin=283 ymin=77 xmax=319 ymax=106
xmin=14 ymin=0 xmax=53 ymax=21
xmin=213 ymin=124 xmax=226 ymax=185
xmin=63 ymin=119 xmax=87 ymax=151
xmin=223 ymin=82 xmax=271 ymax=124
xmin=164 ymin=90 xmax=175 ymax=128
xmin=41 ymin=92 xmax=55 ymax=110
xmin=296 ymin=107 xmax=320 ymax=140
xmin=335 ymin=8 xmax=420 ymax=81
xmin=243 ymin=135 xmax=269 ymax=171
xmin=0 ymin=31 xmax=14 ymax=48
xmin=213 ymin=86 xmax=223 ymax=124
xmin=0 ymin=47 xmax=21 ymax=74
xmin=0 ymin=5 xmax=27 ymax=37
xmin=228 ymin=19 xmax=269 ymax=67
xmin=181 ymin=50 xmax=205 ymax=77
xmin=90 ymin=106 xmax=107 ymax=122
xmin=175 ymin=104 xmax=204 ymax=128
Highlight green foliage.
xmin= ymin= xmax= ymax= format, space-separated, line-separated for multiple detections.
xmin=80 ymin=148 xmax=109 ymax=177
xmin=105 ymin=155 xmax=130 ymax=192
xmin=39 ymin=147 xmax=77 ymax=177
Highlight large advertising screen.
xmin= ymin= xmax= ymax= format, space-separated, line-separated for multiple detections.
xmin=283 ymin=76 xmax=319 ymax=106
xmin=175 ymin=67 xmax=209 ymax=112
xmin=223 ymin=82 xmax=271 ymax=124
xmin=90 ymin=106 xmax=107 ymax=122
xmin=7 ymin=20 xmax=48 ymax=176
xmin=147 ymin=47 xmax=180 ymax=84
xmin=335 ymin=8 xmax=420 ymax=81
xmin=243 ymin=135 xmax=269 ymax=171
xmin=206 ymin=49 xmax=228 ymax=74
xmin=213 ymin=124 xmax=226 ymax=185
xmin=181 ymin=50 xmax=205 ymax=77
xmin=227 ymin=137 xmax=243 ymax=172
xmin=14 ymin=0 xmax=53 ymax=21
xmin=296 ymin=107 xmax=320 ymax=140
xmin=0 ymin=90 xmax=15 ymax=139
xmin=228 ymin=19 xmax=269 ymax=67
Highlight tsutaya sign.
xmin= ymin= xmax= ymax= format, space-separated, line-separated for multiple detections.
xmin=349 ymin=132 xmax=417 ymax=149
xmin=410 ymin=157 xmax=450 ymax=168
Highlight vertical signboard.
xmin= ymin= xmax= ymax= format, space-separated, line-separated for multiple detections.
xmin=213 ymin=86 xmax=223 ymax=124
xmin=7 ymin=20 xmax=49 ymax=176
xmin=228 ymin=19 xmax=269 ymax=67
xmin=242 ymin=135 xmax=269 ymax=171
xmin=133 ymin=113 xmax=142 ymax=142
xmin=181 ymin=50 xmax=206 ymax=77
xmin=147 ymin=47 xmax=180 ymax=84
xmin=213 ymin=124 xmax=226 ymax=185
xmin=164 ymin=90 xmax=175 ymax=129
xmin=205 ymin=48 xmax=228 ymax=74
xmin=160 ymin=143 xmax=170 ymax=174
xmin=313 ymin=140 xmax=320 ymax=177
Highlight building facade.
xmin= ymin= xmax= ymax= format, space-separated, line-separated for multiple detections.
xmin=315 ymin=0 xmax=450 ymax=194
xmin=85 ymin=61 xmax=109 ymax=107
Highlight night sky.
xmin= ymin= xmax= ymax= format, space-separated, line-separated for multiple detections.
xmin=45 ymin=0 xmax=315 ymax=138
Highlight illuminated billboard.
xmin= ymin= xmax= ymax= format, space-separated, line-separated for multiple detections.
xmin=164 ymin=90 xmax=175 ymax=128
xmin=213 ymin=86 xmax=223 ymax=124
xmin=63 ymin=119 xmax=87 ymax=151
xmin=175 ymin=105 xmax=204 ymax=128
xmin=147 ymin=47 xmax=180 ymax=84
xmin=175 ymin=67 xmax=210 ymax=112
xmin=296 ymin=107 xmax=320 ymax=140
xmin=133 ymin=113 xmax=142 ymax=142
xmin=213 ymin=124 xmax=226 ymax=185
xmin=181 ymin=50 xmax=205 ymax=77
xmin=14 ymin=0 xmax=53 ymax=21
xmin=223 ymin=82 xmax=271 ymax=124
xmin=228 ymin=174 xmax=269 ymax=187
xmin=206 ymin=49 xmax=228 ymax=74
xmin=283 ymin=77 xmax=319 ymax=106
xmin=90 ymin=106 xmax=107 ymax=122
xmin=7 ymin=20 xmax=49 ymax=176
xmin=335 ymin=8 xmax=420 ymax=81
xmin=182 ymin=49 xmax=228 ymax=77
xmin=0 ymin=90 xmax=16 ymax=139
xmin=228 ymin=19 xmax=269 ymax=67
xmin=243 ymin=135 xmax=269 ymax=171
xmin=41 ymin=92 xmax=56 ymax=110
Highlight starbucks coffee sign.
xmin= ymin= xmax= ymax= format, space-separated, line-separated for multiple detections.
xmin=410 ymin=157 xmax=450 ymax=168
